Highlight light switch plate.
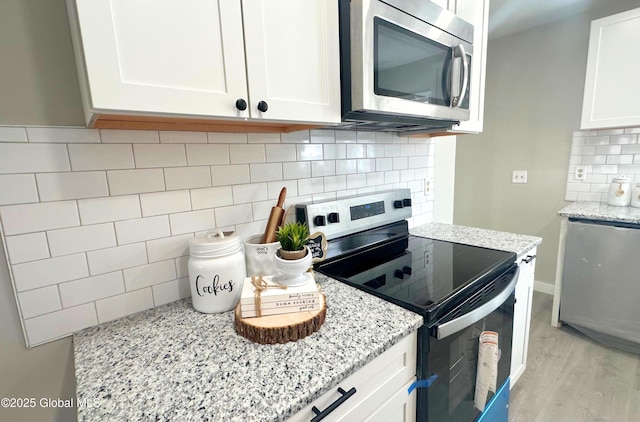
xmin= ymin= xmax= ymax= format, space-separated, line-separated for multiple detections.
xmin=512 ymin=170 xmax=527 ymax=184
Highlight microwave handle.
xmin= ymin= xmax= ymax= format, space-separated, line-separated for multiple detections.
xmin=451 ymin=44 xmax=469 ymax=108
xmin=435 ymin=266 xmax=519 ymax=340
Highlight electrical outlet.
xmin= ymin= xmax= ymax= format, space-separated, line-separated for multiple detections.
xmin=425 ymin=178 xmax=434 ymax=195
xmin=575 ymin=165 xmax=587 ymax=181
xmin=512 ymin=170 xmax=528 ymax=184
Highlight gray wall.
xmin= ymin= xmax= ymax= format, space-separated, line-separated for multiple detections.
xmin=454 ymin=0 xmax=640 ymax=286
xmin=0 ymin=1 xmax=81 ymax=421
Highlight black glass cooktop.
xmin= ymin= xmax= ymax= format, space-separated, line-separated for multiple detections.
xmin=315 ymin=232 xmax=516 ymax=324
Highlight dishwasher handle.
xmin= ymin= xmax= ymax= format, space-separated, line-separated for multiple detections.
xmin=435 ymin=266 xmax=519 ymax=340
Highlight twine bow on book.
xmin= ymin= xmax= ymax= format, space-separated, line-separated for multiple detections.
xmin=251 ymin=276 xmax=287 ymax=317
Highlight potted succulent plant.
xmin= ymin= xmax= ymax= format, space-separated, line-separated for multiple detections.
xmin=275 ymin=222 xmax=310 ymax=260
xmin=273 ymin=222 xmax=312 ymax=286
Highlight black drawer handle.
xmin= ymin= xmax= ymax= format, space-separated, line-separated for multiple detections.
xmin=310 ymin=387 xmax=356 ymax=422
xmin=522 ymin=254 xmax=536 ymax=264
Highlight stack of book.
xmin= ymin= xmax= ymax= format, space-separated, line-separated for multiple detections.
xmin=239 ymin=273 xmax=321 ymax=318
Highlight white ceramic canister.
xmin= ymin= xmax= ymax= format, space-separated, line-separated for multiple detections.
xmin=607 ymin=176 xmax=631 ymax=207
xmin=244 ymin=234 xmax=280 ymax=277
xmin=188 ymin=230 xmax=246 ymax=313
xmin=631 ymin=184 xmax=640 ymax=208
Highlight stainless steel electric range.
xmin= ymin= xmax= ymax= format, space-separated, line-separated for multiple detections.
xmin=296 ymin=189 xmax=518 ymax=422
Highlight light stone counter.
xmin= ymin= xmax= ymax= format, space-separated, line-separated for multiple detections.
xmin=411 ymin=222 xmax=542 ymax=258
xmin=558 ymin=201 xmax=640 ymax=224
xmin=73 ymin=275 xmax=423 ymax=422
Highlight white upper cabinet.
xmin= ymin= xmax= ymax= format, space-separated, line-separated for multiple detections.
xmin=66 ymin=0 xmax=341 ymax=128
xmin=581 ymin=7 xmax=640 ymax=130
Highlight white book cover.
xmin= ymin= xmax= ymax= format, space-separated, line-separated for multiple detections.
xmin=240 ymin=301 xmax=321 ymax=318
xmin=240 ymin=273 xmax=318 ymax=305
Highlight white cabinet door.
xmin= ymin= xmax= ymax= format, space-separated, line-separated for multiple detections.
xmin=581 ymin=7 xmax=640 ymax=129
xmin=71 ymin=0 xmax=249 ymax=119
xmin=448 ymin=0 xmax=489 ymax=133
xmin=242 ymin=0 xmax=341 ymax=123
xmin=511 ymin=248 xmax=537 ymax=387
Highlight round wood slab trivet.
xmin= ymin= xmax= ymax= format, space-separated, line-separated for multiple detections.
xmin=234 ymin=294 xmax=326 ymax=344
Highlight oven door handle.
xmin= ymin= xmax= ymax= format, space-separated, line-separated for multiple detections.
xmin=435 ymin=266 xmax=519 ymax=340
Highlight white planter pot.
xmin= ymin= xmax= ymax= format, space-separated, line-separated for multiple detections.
xmin=274 ymin=247 xmax=312 ymax=287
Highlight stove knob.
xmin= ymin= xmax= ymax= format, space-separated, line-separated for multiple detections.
xmin=393 ymin=200 xmax=404 ymax=209
xmin=394 ymin=269 xmax=405 ymax=279
xmin=328 ymin=212 xmax=340 ymax=223
xmin=403 ymin=198 xmax=412 ymax=207
xmin=402 ymin=266 xmax=412 ymax=275
xmin=314 ymin=215 xmax=326 ymax=226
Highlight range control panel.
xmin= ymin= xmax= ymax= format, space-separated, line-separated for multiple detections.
xmin=295 ymin=189 xmax=412 ymax=240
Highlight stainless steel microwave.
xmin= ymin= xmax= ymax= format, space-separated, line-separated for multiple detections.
xmin=338 ymin=0 xmax=474 ymax=134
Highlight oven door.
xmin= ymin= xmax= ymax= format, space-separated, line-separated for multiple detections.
xmin=417 ymin=265 xmax=518 ymax=422
xmin=350 ymin=0 xmax=473 ymax=120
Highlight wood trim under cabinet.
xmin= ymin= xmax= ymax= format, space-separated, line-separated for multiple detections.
xmin=90 ymin=114 xmax=325 ymax=133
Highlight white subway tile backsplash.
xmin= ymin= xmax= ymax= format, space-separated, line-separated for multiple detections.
xmin=169 ymin=209 xmax=215 ymax=235
xmin=0 ymin=127 xmax=27 ymax=142
xmin=123 ymin=260 xmax=177 ymax=291
xmin=36 ymin=171 xmax=108 ymax=201
xmin=250 ymin=163 xmax=283 ymax=182
xmin=160 ymin=131 xmax=207 ymax=143
xmin=164 ymin=166 xmax=211 ymax=190
xmin=283 ymin=162 xmax=311 ymax=179
xmin=0 ymin=201 xmax=79 ymax=235
xmin=48 ymin=223 xmax=116 ymax=256
xmin=606 ymin=155 xmax=634 ymax=165
xmin=87 ymin=243 xmax=147 ymax=276
xmin=248 ymin=133 xmax=280 ymax=144
xmin=134 ymin=144 xmax=186 ymax=168
xmin=115 ymin=216 xmax=170 ymax=245
xmin=24 ymin=303 xmax=97 ymax=345
xmin=570 ymin=146 xmax=596 ymax=156
xmin=146 ymin=234 xmax=192 ymax=263
xmin=5 ymin=233 xmax=49 ymax=264
xmin=595 ymin=145 xmax=622 ymax=155
xmin=186 ymin=144 xmax=230 ymax=166
xmin=597 ymin=128 xmax=625 ymax=136
xmin=591 ymin=164 xmax=619 ymax=174
xmin=95 ymin=288 xmax=154 ymax=323
xmin=27 ymin=127 xmax=100 ymax=143
xmin=101 ymin=129 xmax=159 ymax=143
xmin=12 ymin=254 xmax=88 ymax=292
xmin=621 ymin=144 xmax=640 ymax=154
xmin=191 ymin=186 xmax=234 ymax=210
xmin=152 ymin=277 xmax=190 ymax=306
xmin=584 ymin=136 xmax=610 ymax=146
xmin=229 ymin=144 xmax=265 ymax=164
xmin=0 ymin=143 xmax=70 ymax=174
xmin=140 ymin=190 xmax=191 ymax=217
xmin=211 ymin=164 xmax=250 ymax=186
xmin=208 ymin=132 xmax=247 ymax=144
xmin=214 ymin=204 xmax=253 ymax=227
xmin=107 ymin=168 xmax=165 ymax=195
xmin=265 ymin=144 xmax=296 ymax=162
xmin=59 ymin=272 xmax=125 ymax=308
xmin=69 ymin=144 xmax=134 ymax=171
xmin=0 ymin=174 xmax=39 ymax=205
xmin=296 ymin=144 xmax=323 ymax=161
xmin=311 ymin=161 xmax=335 ymax=177
xmin=233 ymin=183 xmax=268 ymax=204
xmin=78 ymin=195 xmax=141 ymax=225
xmin=18 ymin=286 xmax=62 ymax=319
xmin=1 ymin=126 xmax=434 ymax=346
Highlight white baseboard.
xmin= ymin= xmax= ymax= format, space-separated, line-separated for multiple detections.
xmin=533 ymin=280 xmax=554 ymax=295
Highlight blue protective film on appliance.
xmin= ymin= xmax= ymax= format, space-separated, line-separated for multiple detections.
xmin=407 ymin=374 xmax=438 ymax=394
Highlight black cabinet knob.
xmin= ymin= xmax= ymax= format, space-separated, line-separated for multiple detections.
xmin=328 ymin=212 xmax=340 ymax=223
xmin=257 ymin=101 xmax=269 ymax=112
xmin=403 ymin=198 xmax=412 ymax=207
xmin=235 ymin=99 xmax=247 ymax=111
xmin=402 ymin=266 xmax=412 ymax=275
xmin=394 ymin=200 xmax=404 ymax=209
xmin=314 ymin=215 xmax=326 ymax=226
xmin=394 ymin=269 xmax=404 ymax=279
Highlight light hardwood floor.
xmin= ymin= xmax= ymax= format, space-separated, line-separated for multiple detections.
xmin=509 ymin=292 xmax=640 ymax=422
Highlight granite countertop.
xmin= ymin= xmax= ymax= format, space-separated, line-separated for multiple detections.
xmin=73 ymin=222 xmax=541 ymax=421
xmin=73 ymin=275 xmax=423 ymax=422
xmin=558 ymin=201 xmax=640 ymax=224
xmin=411 ymin=222 xmax=542 ymax=258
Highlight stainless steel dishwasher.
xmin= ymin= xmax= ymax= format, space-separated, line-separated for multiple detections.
xmin=560 ymin=218 xmax=640 ymax=354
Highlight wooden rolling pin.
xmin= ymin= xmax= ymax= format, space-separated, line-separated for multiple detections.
xmin=261 ymin=187 xmax=286 ymax=243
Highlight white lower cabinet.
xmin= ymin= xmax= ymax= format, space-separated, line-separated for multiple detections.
xmin=510 ymin=248 xmax=537 ymax=387
xmin=288 ymin=330 xmax=417 ymax=422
